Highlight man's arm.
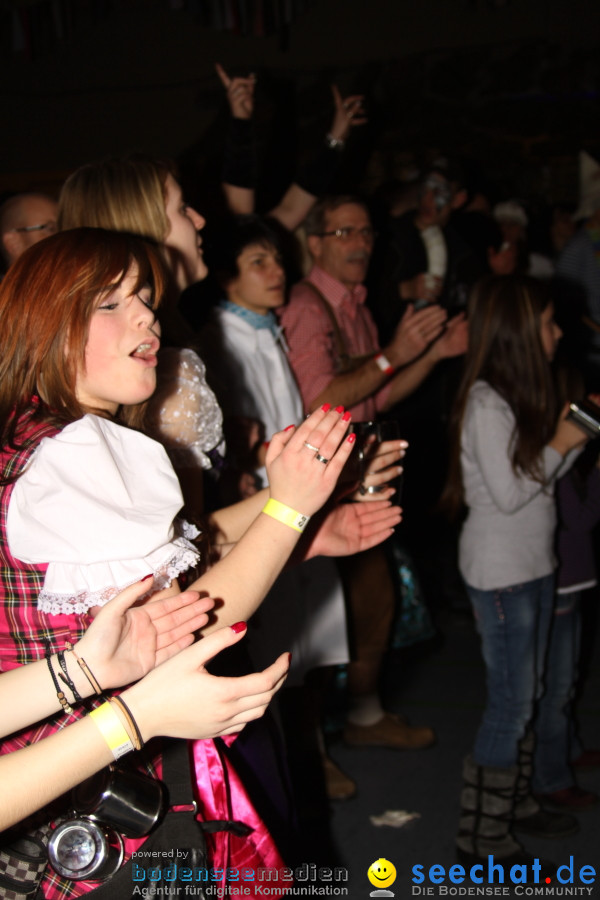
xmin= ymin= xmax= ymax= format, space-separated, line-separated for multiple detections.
xmin=300 ymin=302 xmax=449 ymax=412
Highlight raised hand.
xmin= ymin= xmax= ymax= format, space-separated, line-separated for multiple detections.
xmin=265 ymin=406 xmax=356 ymax=516
xmin=431 ymin=312 xmax=469 ymax=361
xmin=353 ymin=437 xmax=407 ymax=500
xmin=550 ymin=402 xmax=591 ymax=456
xmin=387 ymin=303 xmax=448 ymax=367
xmin=216 ymin=62 xmax=256 ymax=120
xmin=328 ymin=84 xmax=368 ymax=143
xmin=75 ymin=580 xmax=214 ymax=690
xmin=124 ymin=623 xmax=290 ymax=742
xmin=302 ymin=499 xmax=402 ymax=559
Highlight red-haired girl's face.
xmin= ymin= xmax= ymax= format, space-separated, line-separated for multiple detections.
xmin=75 ymin=265 xmax=160 ymax=414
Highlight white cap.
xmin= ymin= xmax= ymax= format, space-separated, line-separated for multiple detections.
xmin=493 ymin=200 xmax=528 ymax=228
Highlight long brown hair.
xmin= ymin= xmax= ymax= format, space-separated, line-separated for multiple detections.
xmin=443 ymin=274 xmax=558 ymax=519
xmin=0 ymin=228 xmax=166 ymax=450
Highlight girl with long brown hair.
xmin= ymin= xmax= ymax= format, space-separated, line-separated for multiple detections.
xmin=444 ymin=275 xmax=589 ymax=868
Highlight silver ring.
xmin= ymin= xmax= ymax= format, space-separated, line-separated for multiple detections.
xmin=360 ymin=483 xmax=384 ymax=495
xmin=304 ymin=441 xmax=320 ymax=453
xmin=315 ymin=453 xmax=329 ymax=465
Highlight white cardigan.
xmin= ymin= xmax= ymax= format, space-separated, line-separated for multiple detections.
xmin=459 ymin=381 xmax=578 ymax=591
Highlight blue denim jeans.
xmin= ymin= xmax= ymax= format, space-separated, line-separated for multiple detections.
xmin=533 ymin=592 xmax=582 ymax=792
xmin=467 ymin=574 xmax=554 ymax=769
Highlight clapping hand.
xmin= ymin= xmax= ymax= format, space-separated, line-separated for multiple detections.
xmin=75 ymin=579 xmax=214 ymax=690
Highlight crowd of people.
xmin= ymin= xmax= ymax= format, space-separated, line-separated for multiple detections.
xmin=1 ymin=61 xmax=599 ymax=898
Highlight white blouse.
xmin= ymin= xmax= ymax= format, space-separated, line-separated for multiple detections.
xmin=7 ymin=415 xmax=200 ymax=615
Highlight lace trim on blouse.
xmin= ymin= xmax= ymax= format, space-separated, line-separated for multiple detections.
xmin=37 ymin=536 xmax=200 ymax=616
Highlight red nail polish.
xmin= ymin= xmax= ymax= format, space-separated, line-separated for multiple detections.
xmin=284 ymin=424 xmax=295 ymax=431
xmin=263 ymin=441 xmax=270 ymax=448
xmin=335 ymin=406 xmax=344 ymax=413
xmin=231 ymin=621 xmax=247 ymax=634
xmin=140 ymin=574 xmax=153 ymax=582
xmin=321 ymin=403 xmax=331 ymax=412
xmin=347 ymin=433 xmax=356 ymax=444
xmin=342 ymin=411 xmax=352 ymax=422
xmin=287 ymin=652 xmax=292 ymax=664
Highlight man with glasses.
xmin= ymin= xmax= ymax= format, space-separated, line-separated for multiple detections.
xmin=280 ymin=195 xmax=467 ymax=798
xmin=282 ymin=195 xmax=465 ymax=420
xmin=0 ymin=193 xmax=58 ymax=272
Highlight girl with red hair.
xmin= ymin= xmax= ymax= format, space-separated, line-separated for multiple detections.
xmin=0 ymin=227 xmax=380 ymax=899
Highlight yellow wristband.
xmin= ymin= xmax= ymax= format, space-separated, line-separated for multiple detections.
xmin=262 ymin=498 xmax=310 ymax=533
xmin=90 ymin=701 xmax=134 ymax=760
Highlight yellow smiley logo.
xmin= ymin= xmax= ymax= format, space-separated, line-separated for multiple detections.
xmin=368 ymin=858 xmax=397 ymax=889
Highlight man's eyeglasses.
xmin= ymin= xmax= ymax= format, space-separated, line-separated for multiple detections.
xmin=314 ymin=226 xmax=377 ymax=243
xmin=10 ymin=221 xmax=57 ymax=235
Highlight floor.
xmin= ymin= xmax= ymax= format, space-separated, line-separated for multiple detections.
xmin=305 ymin=597 xmax=600 ymax=899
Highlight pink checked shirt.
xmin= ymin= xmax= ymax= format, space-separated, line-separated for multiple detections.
xmin=280 ymin=266 xmax=391 ymax=421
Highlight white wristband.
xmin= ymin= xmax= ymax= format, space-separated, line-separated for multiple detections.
xmin=374 ymin=352 xmax=394 ymax=376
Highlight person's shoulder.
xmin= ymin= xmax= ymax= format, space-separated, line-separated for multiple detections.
xmin=468 ymin=380 xmax=507 ymax=410
xmin=286 ymin=279 xmax=330 ymax=315
xmin=558 ymin=228 xmax=590 ymax=262
xmin=50 ymin=414 xmax=163 ymax=457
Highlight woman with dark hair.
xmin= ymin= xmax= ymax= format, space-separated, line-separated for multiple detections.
xmin=443 ymin=275 xmax=589 ymax=867
xmin=199 ymin=214 xmax=404 ymax=802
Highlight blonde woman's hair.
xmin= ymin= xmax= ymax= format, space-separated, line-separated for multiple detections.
xmin=58 ymin=155 xmax=173 ymax=242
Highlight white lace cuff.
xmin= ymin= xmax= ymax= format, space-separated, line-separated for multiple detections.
xmin=38 ymin=537 xmax=200 ymax=615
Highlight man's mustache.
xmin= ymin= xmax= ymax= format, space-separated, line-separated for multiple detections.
xmin=345 ymin=250 xmax=370 ymax=263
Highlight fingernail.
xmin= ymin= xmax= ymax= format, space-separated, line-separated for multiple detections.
xmin=231 ymin=622 xmax=247 ymax=634
xmin=263 ymin=441 xmax=270 ymax=448
xmin=287 ymin=652 xmax=292 ymax=664
xmin=284 ymin=424 xmax=295 ymax=431
xmin=321 ymin=403 xmax=331 ymax=412
xmin=335 ymin=406 xmax=344 ymax=413
xmin=140 ymin=574 xmax=153 ymax=582
xmin=347 ymin=433 xmax=356 ymax=444
xmin=342 ymin=411 xmax=352 ymax=422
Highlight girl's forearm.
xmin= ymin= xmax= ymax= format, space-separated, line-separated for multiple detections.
xmin=0 ymin=653 xmax=93 ymax=739
xmin=208 ymin=488 xmax=269 ymax=544
xmin=0 ymin=716 xmax=113 ymax=831
xmin=188 ymin=511 xmax=302 ymax=632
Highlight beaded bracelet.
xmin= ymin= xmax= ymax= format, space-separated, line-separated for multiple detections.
xmin=45 ymin=645 xmax=74 ymax=715
xmin=262 ymin=498 xmax=310 ymax=533
xmin=57 ymin=650 xmax=82 ymax=704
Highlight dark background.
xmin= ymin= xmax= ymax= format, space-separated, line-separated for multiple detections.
xmin=2 ymin=0 xmax=599 ymax=209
